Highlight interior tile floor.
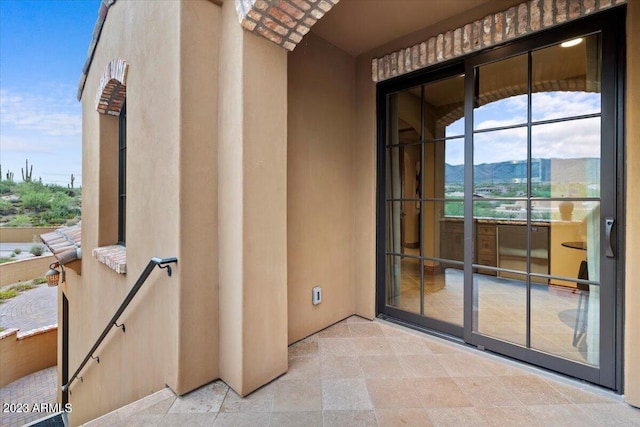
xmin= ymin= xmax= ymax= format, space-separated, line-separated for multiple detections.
xmin=387 ymin=256 xmax=597 ymax=365
xmin=84 ymin=316 xmax=639 ymax=427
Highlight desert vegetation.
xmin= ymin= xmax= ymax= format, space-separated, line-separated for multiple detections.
xmin=0 ymin=161 xmax=81 ymax=227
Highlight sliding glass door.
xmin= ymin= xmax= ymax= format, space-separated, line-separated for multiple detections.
xmin=377 ymin=10 xmax=623 ymax=390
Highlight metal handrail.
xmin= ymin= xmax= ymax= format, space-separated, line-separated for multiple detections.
xmin=61 ymin=257 xmax=178 ymax=393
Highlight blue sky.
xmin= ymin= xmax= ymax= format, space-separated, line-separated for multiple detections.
xmin=1 ymin=0 xmax=100 ymax=186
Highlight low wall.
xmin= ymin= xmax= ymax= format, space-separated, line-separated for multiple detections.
xmin=0 ymin=255 xmax=56 ymax=287
xmin=0 ymin=227 xmax=59 ymax=243
xmin=0 ymin=325 xmax=58 ymax=387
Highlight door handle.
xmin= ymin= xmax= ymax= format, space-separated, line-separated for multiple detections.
xmin=605 ymin=217 xmax=615 ymax=258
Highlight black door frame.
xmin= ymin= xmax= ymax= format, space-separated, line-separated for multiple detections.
xmin=62 ymin=292 xmax=69 ymax=407
xmin=375 ymin=7 xmax=626 ymax=392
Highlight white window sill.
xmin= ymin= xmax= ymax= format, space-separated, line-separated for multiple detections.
xmin=92 ymin=245 xmax=127 ymax=274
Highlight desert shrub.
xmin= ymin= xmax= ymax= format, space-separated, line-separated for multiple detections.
xmin=6 ymin=215 xmax=31 ymax=227
xmin=30 ymin=242 xmax=46 ymax=256
xmin=21 ymin=189 xmax=51 ymax=211
xmin=44 ymin=192 xmax=79 ymax=221
xmin=12 ymin=248 xmax=22 ymax=255
xmin=15 ymin=180 xmax=47 ymax=194
xmin=0 ymin=180 xmax=17 ymax=194
xmin=0 ymin=199 xmax=14 ymax=214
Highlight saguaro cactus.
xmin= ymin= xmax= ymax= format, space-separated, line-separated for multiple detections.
xmin=21 ymin=159 xmax=33 ymax=182
xmin=68 ymin=173 xmax=75 ymax=189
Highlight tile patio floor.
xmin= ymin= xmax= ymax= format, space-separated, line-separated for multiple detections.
xmin=0 ymin=366 xmax=57 ymax=427
xmin=84 ymin=316 xmax=640 ymax=426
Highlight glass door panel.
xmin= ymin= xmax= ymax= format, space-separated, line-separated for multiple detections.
xmin=423 ymin=200 xmax=463 ymax=326
xmin=531 ymin=118 xmax=601 ymax=199
xmin=474 ymin=271 xmax=527 ymax=346
xmin=528 ymin=35 xmax=602 ymax=365
xmin=474 ymin=53 xmax=528 ymax=130
xmin=386 ymin=255 xmax=422 ymax=314
xmin=531 ymin=34 xmax=601 ymax=121
xmin=382 ymin=73 xmax=465 ymax=334
xmin=470 ymin=31 xmax=607 ymax=371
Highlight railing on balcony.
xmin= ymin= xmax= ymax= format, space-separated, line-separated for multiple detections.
xmin=61 ymin=257 xmax=178 ymax=393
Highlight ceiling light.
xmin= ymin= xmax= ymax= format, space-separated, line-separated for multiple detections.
xmin=561 ymin=38 xmax=583 ymax=48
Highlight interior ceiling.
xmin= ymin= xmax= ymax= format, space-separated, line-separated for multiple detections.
xmin=311 ymin=0 xmax=524 ymax=57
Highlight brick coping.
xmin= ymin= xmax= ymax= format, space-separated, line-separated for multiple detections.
xmin=0 ymin=324 xmax=57 ymax=340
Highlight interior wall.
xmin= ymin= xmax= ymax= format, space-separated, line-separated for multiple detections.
xmin=287 ymin=32 xmax=357 ymax=343
xmin=625 ymin=0 xmax=640 ymax=408
xmin=74 ymin=1 xmax=183 ymax=423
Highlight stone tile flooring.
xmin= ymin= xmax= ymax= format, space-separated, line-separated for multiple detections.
xmin=0 ymin=366 xmax=57 ymax=427
xmin=84 ymin=316 xmax=640 ymax=426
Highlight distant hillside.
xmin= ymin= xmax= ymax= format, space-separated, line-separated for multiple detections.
xmin=446 ymin=158 xmax=600 ymax=184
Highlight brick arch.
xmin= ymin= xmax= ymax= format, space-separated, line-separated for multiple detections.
xmin=436 ymin=76 xmax=594 ymax=129
xmin=96 ymin=58 xmax=128 ymax=115
xmin=234 ymin=0 xmax=339 ymax=51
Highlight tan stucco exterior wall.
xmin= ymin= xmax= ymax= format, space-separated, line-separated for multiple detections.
xmin=0 ymin=227 xmax=59 ymax=243
xmin=175 ymin=0 xmax=220 ymax=395
xmin=75 ymin=1 xmax=181 ymax=422
xmin=218 ymin=1 xmax=288 ymax=396
xmin=625 ymin=0 xmax=640 ymax=408
xmin=0 ymin=255 xmax=55 ymax=287
xmin=0 ymin=327 xmax=57 ymax=388
xmin=73 ymin=1 xmax=220 ymax=423
xmin=354 ymin=55 xmax=378 ymax=319
xmin=287 ymin=32 xmax=357 ymax=343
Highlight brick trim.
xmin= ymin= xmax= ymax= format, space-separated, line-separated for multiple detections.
xmin=372 ymin=0 xmax=626 ymax=82
xmin=234 ymin=0 xmax=339 ymax=51
xmin=93 ymin=245 xmax=127 ymax=274
xmin=96 ymin=58 xmax=128 ymax=115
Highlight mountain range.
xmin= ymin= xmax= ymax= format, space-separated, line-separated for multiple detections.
xmin=445 ymin=158 xmax=600 ymax=184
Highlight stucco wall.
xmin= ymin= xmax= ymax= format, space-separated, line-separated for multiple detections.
xmin=0 ymin=326 xmax=57 ymax=388
xmin=625 ymin=0 xmax=640 ymax=408
xmin=353 ymin=55 xmax=378 ymax=319
xmin=0 ymin=255 xmax=55 ymax=287
xmin=287 ymin=32 xmax=357 ymax=343
xmin=218 ymin=1 xmax=288 ymax=396
xmin=72 ymin=0 xmax=220 ymax=423
xmin=0 ymin=227 xmax=59 ymax=243
xmin=175 ymin=0 xmax=220 ymax=395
